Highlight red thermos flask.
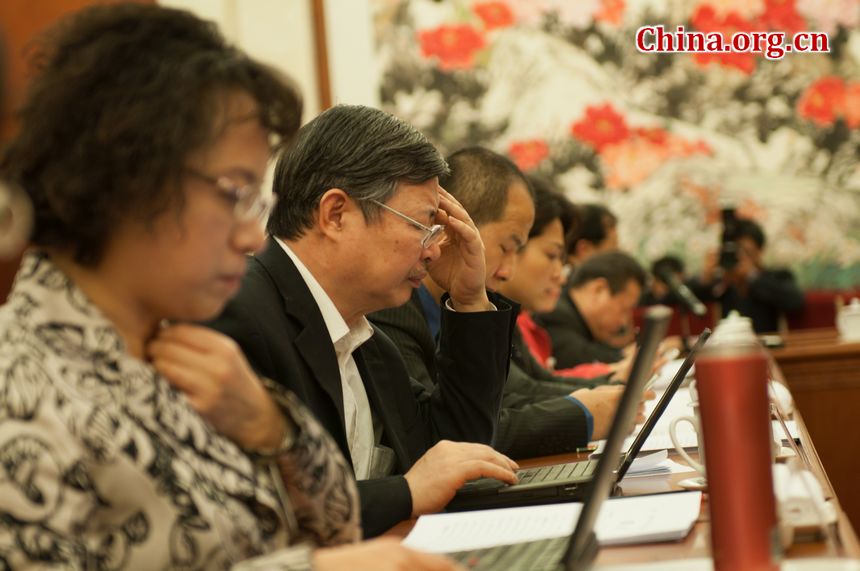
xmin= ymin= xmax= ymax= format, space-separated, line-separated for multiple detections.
xmin=695 ymin=340 xmax=780 ymax=571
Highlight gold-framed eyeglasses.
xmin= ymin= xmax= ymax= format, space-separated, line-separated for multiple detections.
xmin=186 ymin=169 xmax=277 ymax=226
xmin=369 ymin=199 xmax=445 ymax=249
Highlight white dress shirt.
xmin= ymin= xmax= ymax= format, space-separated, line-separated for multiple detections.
xmin=277 ymin=239 xmax=376 ymax=480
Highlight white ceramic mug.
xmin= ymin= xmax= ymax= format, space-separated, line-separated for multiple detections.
xmin=837 ymin=298 xmax=860 ymax=341
xmin=669 ymin=406 xmax=706 ymax=476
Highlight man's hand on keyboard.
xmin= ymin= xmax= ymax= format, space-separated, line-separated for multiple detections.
xmin=404 ymin=440 xmax=519 ymax=517
xmin=570 ymin=386 xmax=657 ymax=440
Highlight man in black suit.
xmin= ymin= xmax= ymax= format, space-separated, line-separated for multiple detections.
xmin=206 ymin=106 xmax=518 ymax=538
xmin=538 ymin=251 xmax=647 ymax=368
xmin=371 ymin=148 xmax=630 ymax=460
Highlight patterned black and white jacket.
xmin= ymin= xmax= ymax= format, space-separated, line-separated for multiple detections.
xmin=0 ymin=252 xmax=360 ymax=570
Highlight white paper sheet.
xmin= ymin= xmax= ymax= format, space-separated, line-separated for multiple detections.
xmin=403 ymin=492 xmax=702 ymax=553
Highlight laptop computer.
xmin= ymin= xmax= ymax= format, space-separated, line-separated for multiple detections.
xmin=447 ymin=307 xmax=688 ymax=512
xmin=614 ymin=328 xmax=710 ymax=480
xmin=443 ymin=305 xmax=673 ymax=570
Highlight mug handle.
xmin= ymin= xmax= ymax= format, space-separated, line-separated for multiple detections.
xmin=669 ymin=415 xmax=706 ymax=474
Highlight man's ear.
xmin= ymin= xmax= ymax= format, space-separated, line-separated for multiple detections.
xmin=317 ymin=188 xmax=353 ymax=241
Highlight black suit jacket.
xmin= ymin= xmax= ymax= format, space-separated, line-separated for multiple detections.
xmin=206 ymin=239 xmax=514 ymax=537
xmin=370 ymin=290 xmax=595 ymax=460
xmin=536 ymin=292 xmax=624 ymax=368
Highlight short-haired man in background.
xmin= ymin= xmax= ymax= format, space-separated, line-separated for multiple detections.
xmin=538 ymin=251 xmax=647 ymax=368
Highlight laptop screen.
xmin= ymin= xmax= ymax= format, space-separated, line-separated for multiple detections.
xmin=616 ymin=329 xmax=711 ymax=481
xmin=561 ymin=305 xmax=673 ymax=570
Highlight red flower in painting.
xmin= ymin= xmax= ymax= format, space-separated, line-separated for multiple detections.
xmin=759 ymin=0 xmax=805 ymax=33
xmin=508 ymin=139 xmax=550 ymax=171
xmin=473 ymin=1 xmax=516 ymax=31
xmin=843 ymin=83 xmax=860 ymax=129
xmin=797 ymin=76 xmax=846 ymax=127
xmin=570 ymin=103 xmax=630 ymax=152
xmin=594 ymin=0 xmax=625 ymax=25
xmin=600 ymin=128 xmax=712 ymax=190
xmin=632 ymin=127 xmax=669 ymax=145
xmin=691 ymin=5 xmax=760 ymax=74
xmin=418 ymin=24 xmax=486 ymax=70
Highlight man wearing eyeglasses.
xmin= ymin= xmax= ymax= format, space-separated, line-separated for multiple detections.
xmin=207 ymin=105 xmax=519 ymax=539
xmin=371 ymin=147 xmax=631 ymax=461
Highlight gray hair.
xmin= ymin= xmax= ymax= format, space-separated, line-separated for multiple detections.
xmin=267 ymin=105 xmax=448 ymax=239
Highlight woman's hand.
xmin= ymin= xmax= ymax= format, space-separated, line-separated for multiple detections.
xmin=148 ymin=323 xmax=286 ymax=451
xmin=314 ymin=538 xmax=466 ymax=571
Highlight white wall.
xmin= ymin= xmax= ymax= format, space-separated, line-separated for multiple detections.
xmin=159 ymin=0 xmax=379 ymax=121
xmin=324 ymin=0 xmax=380 ymax=108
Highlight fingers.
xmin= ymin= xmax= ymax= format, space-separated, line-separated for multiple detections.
xmin=156 ymin=322 xmax=233 ymax=353
xmin=642 ymin=389 xmax=657 ymax=401
xmin=444 ymin=215 xmax=482 ymax=254
xmin=446 ymin=441 xmax=519 ymax=470
xmin=635 ymin=401 xmax=647 ymax=424
xmin=432 ymin=441 xmax=519 ymax=483
xmin=438 ymin=190 xmax=479 ymax=233
xmin=314 ymin=539 xmax=465 ymax=571
xmin=147 ymin=337 xmax=212 ymax=371
xmin=650 ymin=355 xmax=668 ymax=373
xmin=411 ymin=551 xmax=466 ymax=571
xmin=438 ymin=187 xmax=468 ymax=215
xmin=147 ymin=330 xmax=237 ymax=398
xmin=462 ymin=459 xmax=519 ymax=485
xmin=149 ymin=354 xmax=207 ymax=402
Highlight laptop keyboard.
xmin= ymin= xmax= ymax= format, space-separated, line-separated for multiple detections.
xmin=448 ymin=535 xmax=568 ymax=570
xmin=516 ymin=460 xmax=597 ymax=485
xmin=456 ymin=459 xmax=599 ymax=497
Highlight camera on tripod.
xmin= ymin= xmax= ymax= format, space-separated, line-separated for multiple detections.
xmin=719 ymin=207 xmax=739 ymax=271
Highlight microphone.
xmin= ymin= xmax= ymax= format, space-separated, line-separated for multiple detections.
xmin=655 ymin=268 xmax=707 ymax=317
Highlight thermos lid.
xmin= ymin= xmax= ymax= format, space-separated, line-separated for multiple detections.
xmin=710 ymin=310 xmax=757 ymax=346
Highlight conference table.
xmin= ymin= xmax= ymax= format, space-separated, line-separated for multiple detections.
xmin=385 ymin=368 xmax=860 ymax=566
xmin=770 ymin=329 xmax=860 ymax=534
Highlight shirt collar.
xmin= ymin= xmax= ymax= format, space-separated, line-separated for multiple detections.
xmin=275 ymin=238 xmax=374 ymax=350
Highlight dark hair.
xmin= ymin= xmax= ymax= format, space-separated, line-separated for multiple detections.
xmin=440 ymin=147 xmax=533 ymax=226
xmin=569 ymin=203 xmax=618 ymax=252
xmin=527 ymin=176 xmax=579 ymax=241
xmin=267 ymin=105 xmax=448 ymax=239
xmin=735 ymin=218 xmax=766 ymax=249
xmin=0 ymin=4 xmax=301 ymax=266
xmin=651 ymin=255 xmax=685 ymax=279
xmin=570 ymin=251 xmax=646 ymax=294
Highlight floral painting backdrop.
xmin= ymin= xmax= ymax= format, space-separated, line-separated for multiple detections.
xmin=373 ymin=0 xmax=860 ymax=288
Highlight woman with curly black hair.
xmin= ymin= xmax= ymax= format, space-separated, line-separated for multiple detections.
xmin=0 ymin=5 xmax=458 ymax=570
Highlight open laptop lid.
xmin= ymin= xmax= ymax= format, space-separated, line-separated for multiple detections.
xmin=615 ymin=328 xmax=711 ymax=481
xmin=562 ymin=305 xmax=673 ymax=571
